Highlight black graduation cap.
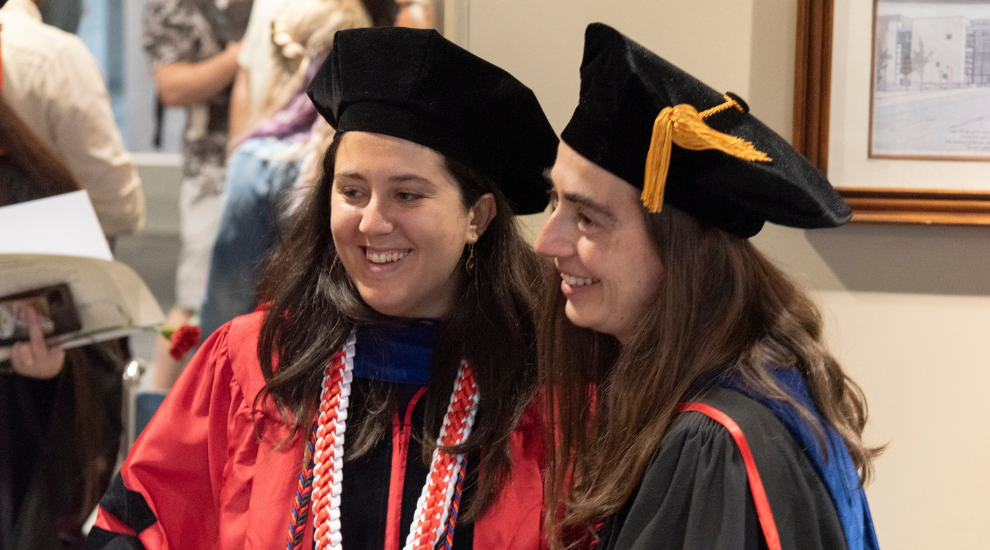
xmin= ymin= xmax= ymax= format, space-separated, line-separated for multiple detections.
xmin=307 ymin=27 xmax=558 ymax=215
xmin=561 ymin=23 xmax=851 ymax=237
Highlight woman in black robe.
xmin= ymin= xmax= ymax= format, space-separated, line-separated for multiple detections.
xmin=0 ymin=95 xmax=125 ymax=550
xmin=534 ymin=24 xmax=882 ymax=550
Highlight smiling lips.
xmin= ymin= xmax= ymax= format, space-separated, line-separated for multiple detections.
xmin=364 ymin=248 xmax=410 ymax=264
xmin=560 ymin=272 xmax=598 ymax=286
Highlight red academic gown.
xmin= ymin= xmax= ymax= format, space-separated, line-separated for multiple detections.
xmin=84 ymin=311 xmax=545 ymax=550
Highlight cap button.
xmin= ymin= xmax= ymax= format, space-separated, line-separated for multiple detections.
xmin=725 ymin=92 xmax=750 ymax=114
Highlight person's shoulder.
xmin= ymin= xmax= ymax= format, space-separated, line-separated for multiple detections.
xmin=142 ymin=0 xmax=206 ymax=37
xmin=651 ymin=391 xmax=749 ymax=465
xmin=225 ymin=308 xmax=266 ymax=337
xmin=217 ymin=310 xmax=264 ymax=367
xmin=143 ymin=0 xmax=211 ymax=27
xmin=674 ymin=387 xmax=847 ymax=548
xmin=604 ymin=392 xmax=763 ymax=550
xmin=671 ymin=387 xmax=803 ymax=465
xmin=687 ymin=387 xmax=788 ymax=435
xmin=219 ymin=309 xmax=270 ymax=405
xmin=0 ymin=10 xmax=86 ymax=61
xmin=611 ymin=388 xmax=845 ymax=550
xmin=651 ymin=387 xmax=810 ymax=490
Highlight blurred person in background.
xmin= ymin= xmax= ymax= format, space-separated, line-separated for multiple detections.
xmin=226 ymin=0 xmax=290 ymax=143
xmin=0 ymin=0 xmax=145 ymax=243
xmin=142 ymin=0 xmax=249 ymax=389
xmin=227 ymin=0 xmax=401 ymax=142
xmin=197 ymin=0 xmax=382 ymax=342
xmin=0 ymin=95 xmax=126 ymax=550
xmin=394 ymin=0 xmax=430 ymax=28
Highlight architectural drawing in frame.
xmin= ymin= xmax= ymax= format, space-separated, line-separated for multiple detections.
xmin=871 ymin=0 xmax=990 ymax=159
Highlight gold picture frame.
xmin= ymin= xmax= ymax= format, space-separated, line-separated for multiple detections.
xmin=793 ymin=0 xmax=990 ymax=225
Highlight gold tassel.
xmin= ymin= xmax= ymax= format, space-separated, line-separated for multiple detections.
xmin=641 ymin=95 xmax=773 ymax=213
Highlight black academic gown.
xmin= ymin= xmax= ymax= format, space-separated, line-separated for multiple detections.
xmin=0 ymin=341 xmax=125 ymax=550
xmin=336 ymin=379 xmax=478 ymax=550
xmin=596 ymin=388 xmax=847 ymax=550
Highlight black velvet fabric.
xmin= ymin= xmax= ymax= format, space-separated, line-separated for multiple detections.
xmin=83 ymin=528 xmax=143 ymax=550
xmin=561 ymin=23 xmax=852 ymax=237
xmin=99 ymin=474 xmax=158 ymax=534
xmin=307 ymin=27 xmax=558 ymax=215
xmin=338 ymin=379 xmax=475 ymax=550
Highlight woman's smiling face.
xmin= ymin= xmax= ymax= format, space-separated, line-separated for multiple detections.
xmin=533 ymin=142 xmax=664 ymax=343
xmin=330 ymin=132 xmax=493 ymax=319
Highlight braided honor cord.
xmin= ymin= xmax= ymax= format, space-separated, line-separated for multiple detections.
xmin=301 ymin=331 xmax=479 ymax=550
xmin=311 ymin=331 xmax=357 ymax=550
xmin=441 ymin=456 xmax=467 ymax=550
xmin=404 ymin=361 xmax=478 ymax=550
xmin=286 ymin=425 xmax=318 ymax=550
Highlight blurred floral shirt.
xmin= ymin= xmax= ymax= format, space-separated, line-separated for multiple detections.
xmin=143 ymin=0 xmax=231 ymax=199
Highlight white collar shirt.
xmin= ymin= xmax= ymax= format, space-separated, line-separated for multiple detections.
xmin=0 ymin=0 xmax=145 ymax=238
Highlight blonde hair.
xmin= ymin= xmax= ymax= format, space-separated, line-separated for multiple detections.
xmin=255 ymin=0 xmax=372 ymax=123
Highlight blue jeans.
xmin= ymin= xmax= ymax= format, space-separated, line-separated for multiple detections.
xmin=199 ymin=138 xmax=303 ymax=338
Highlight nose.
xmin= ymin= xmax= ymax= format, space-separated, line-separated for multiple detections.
xmin=358 ymin=195 xmax=394 ymax=235
xmin=533 ymin=209 xmax=573 ymax=259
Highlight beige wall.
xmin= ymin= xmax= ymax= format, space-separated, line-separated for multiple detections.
xmin=460 ymin=0 xmax=990 ymax=547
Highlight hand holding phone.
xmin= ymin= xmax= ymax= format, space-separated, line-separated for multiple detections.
xmin=0 ymin=284 xmax=82 ymax=346
xmin=10 ymin=307 xmax=66 ymax=379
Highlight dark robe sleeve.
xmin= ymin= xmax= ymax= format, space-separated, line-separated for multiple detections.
xmin=599 ymin=389 xmax=846 ymax=550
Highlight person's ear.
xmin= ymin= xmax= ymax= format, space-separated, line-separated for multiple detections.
xmin=466 ymin=193 xmax=496 ymax=243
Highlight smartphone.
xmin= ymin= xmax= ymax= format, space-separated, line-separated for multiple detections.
xmin=0 ymin=284 xmax=82 ymax=346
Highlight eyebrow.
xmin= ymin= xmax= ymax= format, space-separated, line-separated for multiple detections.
xmin=334 ymin=172 xmax=437 ymax=187
xmin=561 ymin=191 xmax=619 ymax=223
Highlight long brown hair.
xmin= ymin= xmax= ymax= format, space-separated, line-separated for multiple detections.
xmin=256 ymin=131 xmax=548 ymax=519
xmin=0 ymin=96 xmax=79 ymax=204
xmin=540 ymin=205 xmax=883 ymax=548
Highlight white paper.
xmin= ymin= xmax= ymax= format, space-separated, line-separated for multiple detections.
xmin=0 ymin=255 xmax=165 ymax=361
xmin=0 ymin=190 xmax=113 ymax=260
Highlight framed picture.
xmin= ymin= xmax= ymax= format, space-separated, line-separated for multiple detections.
xmin=870 ymin=1 xmax=990 ymax=160
xmin=793 ymin=0 xmax=990 ymax=225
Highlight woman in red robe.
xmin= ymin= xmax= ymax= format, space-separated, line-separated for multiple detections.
xmin=85 ymin=27 xmax=558 ymax=550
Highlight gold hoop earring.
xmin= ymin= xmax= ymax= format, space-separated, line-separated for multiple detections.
xmin=465 ymin=243 xmax=476 ymax=276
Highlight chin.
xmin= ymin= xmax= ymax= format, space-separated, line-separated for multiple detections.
xmin=359 ymin=290 xmax=403 ymax=316
xmin=565 ymin=304 xmax=622 ymax=339
xmin=564 ymin=303 xmax=594 ymax=331
xmin=367 ymin=302 xmax=408 ymax=317
xmin=364 ymin=295 xmax=433 ymax=319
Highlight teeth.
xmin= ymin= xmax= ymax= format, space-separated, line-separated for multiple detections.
xmin=366 ymin=250 xmax=409 ymax=264
xmin=561 ymin=273 xmax=597 ymax=286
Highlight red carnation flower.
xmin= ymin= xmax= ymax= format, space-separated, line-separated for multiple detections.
xmin=164 ymin=325 xmax=201 ymax=360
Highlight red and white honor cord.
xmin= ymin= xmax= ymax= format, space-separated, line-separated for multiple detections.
xmin=311 ymin=331 xmax=356 ymax=550
xmin=404 ymin=360 xmax=478 ymax=550
xmin=308 ymin=331 xmax=479 ymax=550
